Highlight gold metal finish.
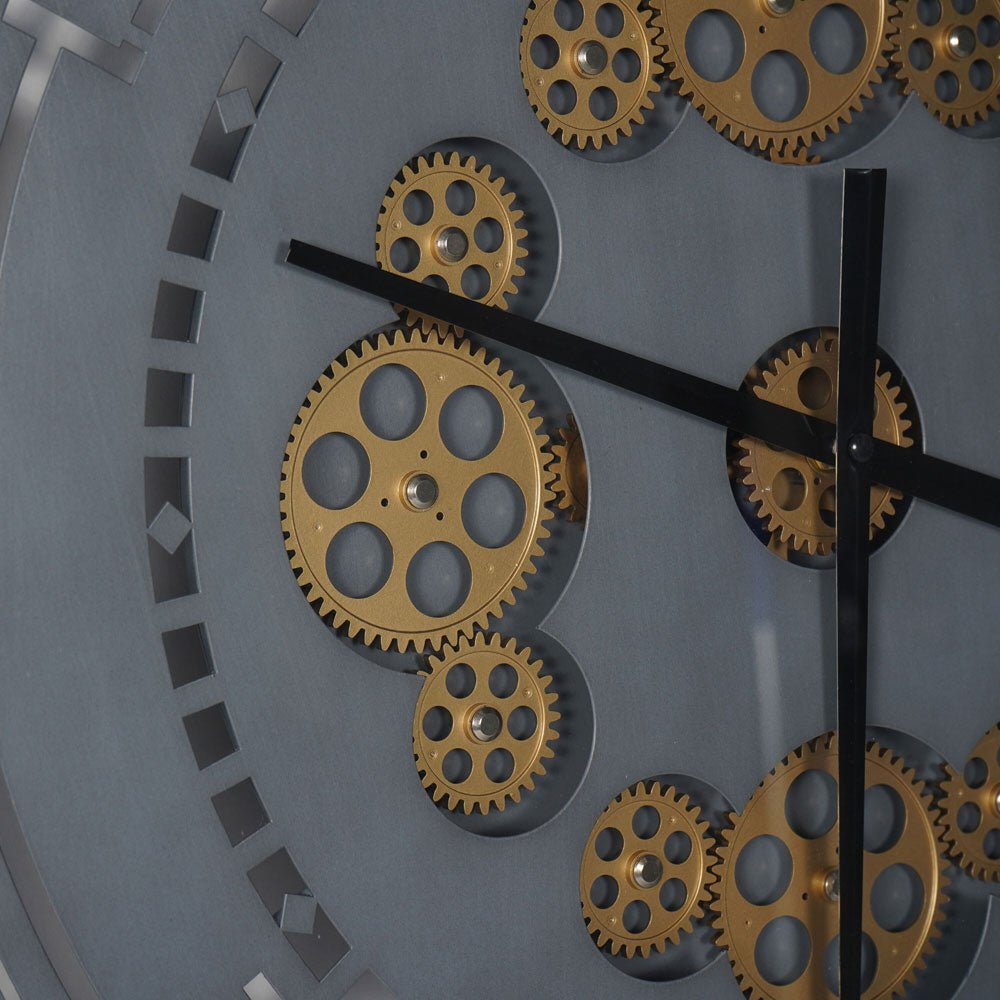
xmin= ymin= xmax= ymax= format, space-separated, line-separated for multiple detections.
xmin=520 ymin=0 xmax=665 ymax=150
xmin=280 ymin=330 xmax=554 ymax=652
xmin=892 ymin=0 xmax=1000 ymax=128
xmin=737 ymin=330 xmax=913 ymax=557
xmin=551 ymin=414 xmax=588 ymax=522
xmin=375 ymin=152 xmax=528 ymax=333
xmin=941 ymin=722 xmax=1000 ymax=882
xmin=580 ymin=782 xmax=716 ymax=958
xmin=654 ymin=0 xmax=894 ymax=159
xmin=712 ymin=733 xmax=949 ymax=1000
xmin=412 ymin=632 xmax=560 ymax=814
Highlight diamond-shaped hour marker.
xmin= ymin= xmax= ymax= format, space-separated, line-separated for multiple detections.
xmin=216 ymin=87 xmax=257 ymax=134
xmin=147 ymin=501 xmax=192 ymax=555
xmin=279 ymin=892 xmax=317 ymax=936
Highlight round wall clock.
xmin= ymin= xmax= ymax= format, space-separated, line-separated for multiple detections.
xmin=1 ymin=2 xmax=999 ymax=999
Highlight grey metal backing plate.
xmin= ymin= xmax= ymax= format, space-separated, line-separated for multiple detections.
xmin=0 ymin=1 xmax=998 ymax=997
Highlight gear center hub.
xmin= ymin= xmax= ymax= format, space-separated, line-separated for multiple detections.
xmin=402 ymin=472 xmax=439 ymax=511
xmin=630 ymin=853 xmax=664 ymax=889
xmin=574 ymin=40 xmax=609 ymax=77
xmin=947 ymin=25 xmax=977 ymax=60
xmin=433 ymin=226 xmax=469 ymax=265
xmin=823 ymin=868 xmax=841 ymax=903
xmin=469 ymin=705 xmax=503 ymax=743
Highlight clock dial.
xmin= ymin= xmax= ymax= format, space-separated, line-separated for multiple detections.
xmin=1 ymin=2 xmax=999 ymax=999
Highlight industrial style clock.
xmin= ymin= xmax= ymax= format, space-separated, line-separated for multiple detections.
xmin=1 ymin=2 xmax=999 ymax=999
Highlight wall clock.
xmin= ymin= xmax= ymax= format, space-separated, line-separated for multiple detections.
xmin=1 ymin=2 xmax=999 ymax=999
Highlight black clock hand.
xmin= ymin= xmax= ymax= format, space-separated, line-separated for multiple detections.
xmin=836 ymin=168 xmax=886 ymax=1000
xmin=285 ymin=241 xmax=1000 ymax=530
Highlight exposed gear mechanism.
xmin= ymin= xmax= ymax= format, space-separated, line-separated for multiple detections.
xmin=941 ymin=722 xmax=1000 ymax=882
xmin=520 ymin=0 xmax=665 ymax=150
xmin=579 ymin=782 xmax=716 ymax=958
xmin=551 ymin=414 xmax=588 ymax=522
xmin=712 ymin=732 xmax=949 ymax=1000
xmin=412 ymin=632 xmax=560 ymax=814
xmin=653 ymin=0 xmax=895 ymax=159
xmin=280 ymin=329 xmax=554 ymax=652
xmin=375 ymin=152 xmax=528 ymax=333
xmin=736 ymin=330 xmax=914 ymax=558
xmin=892 ymin=0 xmax=1000 ymax=128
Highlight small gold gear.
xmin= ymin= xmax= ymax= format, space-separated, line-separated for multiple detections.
xmin=713 ymin=733 xmax=949 ymax=1000
xmin=654 ymin=1 xmax=895 ymax=159
xmin=892 ymin=0 xmax=1000 ymax=128
xmin=941 ymin=722 xmax=1000 ymax=882
xmin=551 ymin=414 xmax=588 ymax=522
xmin=579 ymin=782 xmax=716 ymax=958
xmin=412 ymin=632 xmax=560 ymax=814
xmin=280 ymin=329 xmax=554 ymax=652
xmin=737 ymin=330 xmax=914 ymax=557
xmin=374 ymin=152 xmax=528 ymax=333
xmin=520 ymin=0 xmax=665 ymax=150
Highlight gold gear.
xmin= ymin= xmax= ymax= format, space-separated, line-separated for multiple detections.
xmin=412 ymin=632 xmax=560 ymax=814
xmin=941 ymin=722 xmax=1000 ymax=882
xmin=520 ymin=0 xmax=665 ymax=150
xmin=374 ymin=152 xmax=528 ymax=333
xmin=892 ymin=0 xmax=1000 ymax=128
xmin=654 ymin=0 xmax=895 ymax=158
xmin=280 ymin=330 xmax=554 ymax=652
xmin=712 ymin=733 xmax=949 ymax=1000
xmin=737 ymin=330 xmax=914 ymax=557
xmin=551 ymin=414 xmax=588 ymax=522
xmin=579 ymin=782 xmax=716 ymax=958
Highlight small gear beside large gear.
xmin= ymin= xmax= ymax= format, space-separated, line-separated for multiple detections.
xmin=579 ymin=782 xmax=716 ymax=958
xmin=375 ymin=152 xmax=528 ymax=332
xmin=941 ymin=722 xmax=1000 ymax=882
xmin=713 ymin=733 xmax=949 ymax=1000
xmin=551 ymin=414 xmax=588 ymax=522
xmin=654 ymin=0 xmax=895 ymax=159
xmin=520 ymin=0 xmax=665 ymax=150
xmin=892 ymin=0 xmax=1000 ymax=128
xmin=737 ymin=330 xmax=914 ymax=558
xmin=280 ymin=329 xmax=554 ymax=652
xmin=412 ymin=632 xmax=560 ymax=814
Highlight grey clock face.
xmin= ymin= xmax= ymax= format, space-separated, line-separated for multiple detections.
xmin=1 ymin=2 xmax=999 ymax=999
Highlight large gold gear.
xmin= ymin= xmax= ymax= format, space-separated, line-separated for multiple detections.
xmin=712 ymin=733 xmax=949 ymax=1000
xmin=520 ymin=0 xmax=665 ymax=150
xmin=892 ymin=0 xmax=1000 ymax=128
xmin=654 ymin=1 xmax=895 ymax=159
xmin=280 ymin=329 xmax=554 ymax=652
xmin=941 ymin=722 xmax=1000 ymax=882
xmin=551 ymin=414 xmax=588 ymax=522
xmin=737 ymin=330 xmax=914 ymax=557
xmin=375 ymin=152 xmax=528 ymax=333
xmin=412 ymin=632 xmax=560 ymax=814
xmin=579 ymin=782 xmax=716 ymax=958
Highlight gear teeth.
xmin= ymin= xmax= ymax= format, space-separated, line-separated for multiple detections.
xmin=551 ymin=414 xmax=588 ymax=523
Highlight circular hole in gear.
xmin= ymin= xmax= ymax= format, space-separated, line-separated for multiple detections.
xmin=773 ymin=467 xmax=807 ymax=511
xmin=474 ymin=217 xmax=504 ymax=253
xmin=403 ymin=189 xmax=433 ymax=225
xmin=421 ymin=706 xmax=453 ymax=741
xmin=596 ymin=2 xmax=625 ymax=38
xmin=439 ymin=385 xmax=504 ymax=461
xmin=935 ymin=70 xmax=960 ymax=103
xmin=301 ymin=432 xmax=370 ymax=510
xmin=530 ymin=33 xmax=560 ymax=70
xmin=360 ymin=363 xmax=426 ymax=441
xmin=665 ymin=831 xmax=692 ymax=864
xmin=755 ymin=916 xmax=811 ymax=987
xmin=964 ymin=756 xmax=989 ymax=789
xmin=864 ymin=783 xmax=906 ymax=853
xmin=442 ymin=748 xmax=472 ymax=784
xmin=660 ymin=878 xmax=688 ymax=912
xmin=325 ymin=523 xmax=393 ymax=599
xmin=685 ymin=10 xmax=745 ymax=82
xmin=423 ymin=273 xmax=448 ymax=292
xmin=797 ymin=366 xmax=833 ymax=410
xmin=785 ymin=768 xmax=838 ymax=839
xmin=819 ymin=486 xmax=837 ymax=528
xmin=485 ymin=748 xmax=515 ymax=783
xmin=462 ymin=474 xmax=526 ymax=549
xmin=970 ymin=59 xmax=995 ymax=92
xmin=810 ymin=4 xmax=866 ymax=75
xmin=980 ymin=15 xmax=1000 ymax=46
xmin=622 ymin=900 xmax=651 ymax=934
xmin=488 ymin=662 xmax=518 ymax=699
xmin=735 ymin=835 xmax=793 ymax=906
xmin=917 ymin=0 xmax=942 ymax=27
xmin=555 ymin=0 xmax=585 ymax=31
xmin=632 ymin=805 xmax=661 ymax=840
xmin=752 ymin=51 xmax=809 ymax=122
xmin=445 ymin=662 xmax=476 ymax=698
xmin=589 ymin=86 xmax=619 ymax=122
xmin=984 ymin=829 xmax=1000 ymax=860
xmin=389 ymin=236 xmax=420 ymax=273
xmin=953 ymin=0 xmax=975 ymax=15
xmin=507 ymin=705 xmax=538 ymax=741
xmin=908 ymin=38 xmax=934 ymax=71
xmin=461 ymin=264 xmax=491 ymax=300
xmin=445 ymin=179 xmax=475 ymax=216
xmin=406 ymin=542 xmax=471 ymax=618
xmin=590 ymin=875 xmax=619 ymax=909
xmin=547 ymin=79 xmax=578 ymax=115
xmin=595 ymin=826 xmax=624 ymax=861
xmin=871 ymin=864 xmax=925 ymax=933
xmin=958 ymin=801 xmax=983 ymax=833
xmin=823 ymin=932 xmax=878 ymax=995
xmin=613 ymin=47 xmax=642 ymax=83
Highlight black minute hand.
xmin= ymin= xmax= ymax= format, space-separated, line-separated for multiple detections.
xmin=284 ymin=240 xmax=1000 ymax=530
